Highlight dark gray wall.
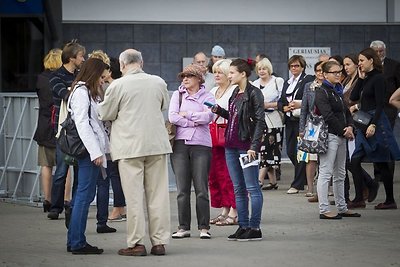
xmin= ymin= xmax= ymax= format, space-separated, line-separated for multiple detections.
xmin=63 ymin=24 xmax=400 ymax=90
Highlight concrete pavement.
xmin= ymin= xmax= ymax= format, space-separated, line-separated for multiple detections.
xmin=0 ymin=162 xmax=399 ymax=267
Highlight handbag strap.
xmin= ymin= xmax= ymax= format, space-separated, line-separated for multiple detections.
xmin=311 ymin=85 xmax=329 ymax=115
xmin=213 ymin=115 xmax=227 ymax=124
xmin=67 ymin=84 xmax=91 ymax=126
xmin=178 ymin=92 xmax=183 ymax=108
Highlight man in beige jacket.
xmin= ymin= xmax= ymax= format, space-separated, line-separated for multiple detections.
xmin=98 ymin=49 xmax=172 ymax=256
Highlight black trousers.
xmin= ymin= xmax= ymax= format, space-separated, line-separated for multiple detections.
xmin=285 ymin=119 xmax=306 ymax=190
xmin=351 ymin=157 xmax=394 ymax=203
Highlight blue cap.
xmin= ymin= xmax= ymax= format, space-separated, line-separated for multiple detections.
xmin=211 ymin=45 xmax=225 ymax=57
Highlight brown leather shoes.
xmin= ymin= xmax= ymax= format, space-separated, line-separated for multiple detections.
xmin=347 ymin=200 xmax=366 ymax=209
xmin=150 ymin=245 xmax=165 ymax=256
xmin=375 ymin=202 xmax=397 ymax=210
xmin=118 ymin=244 xmax=147 ymax=256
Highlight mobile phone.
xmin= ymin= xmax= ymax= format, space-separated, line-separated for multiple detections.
xmin=204 ymin=101 xmax=215 ymax=108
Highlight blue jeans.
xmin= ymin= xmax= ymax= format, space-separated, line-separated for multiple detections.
xmin=50 ymin=145 xmax=78 ymax=213
xmin=107 ymin=160 xmax=126 ymax=207
xmin=225 ymin=148 xmax=263 ymax=229
xmin=67 ymin=155 xmax=99 ymax=250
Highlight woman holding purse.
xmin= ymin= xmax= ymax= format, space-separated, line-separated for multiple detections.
xmin=350 ymin=48 xmax=400 ymax=210
xmin=299 ymin=61 xmax=325 ymax=199
xmin=211 ymin=59 xmax=266 ymax=241
xmin=252 ymin=58 xmax=284 ymax=190
xmin=208 ymin=59 xmax=238 ymax=226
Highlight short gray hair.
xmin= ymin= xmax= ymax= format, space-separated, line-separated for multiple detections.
xmin=370 ymin=40 xmax=386 ymax=49
xmin=119 ymin=49 xmax=143 ymax=65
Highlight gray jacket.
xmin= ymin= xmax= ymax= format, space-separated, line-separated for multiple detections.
xmin=299 ymin=80 xmax=320 ymax=134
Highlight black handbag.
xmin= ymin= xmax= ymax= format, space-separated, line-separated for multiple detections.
xmin=352 ymin=110 xmax=372 ymax=133
xmin=57 ymin=87 xmax=91 ymax=158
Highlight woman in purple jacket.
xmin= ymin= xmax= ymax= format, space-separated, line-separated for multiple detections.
xmin=169 ymin=64 xmax=215 ymax=239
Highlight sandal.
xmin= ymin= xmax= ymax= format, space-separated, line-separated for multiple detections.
xmin=210 ymin=214 xmax=226 ymax=224
xmin=262 ymin=183 xmax=278 ymax=190
xmin=215 ymin=216 xmax=238 ymax=226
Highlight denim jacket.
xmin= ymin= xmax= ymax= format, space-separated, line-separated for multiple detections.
xmin=352 ymin=110 xmax=400 ymax=162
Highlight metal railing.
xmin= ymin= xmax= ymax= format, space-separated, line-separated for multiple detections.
xmin=0 ymin=93 xmax=41 ymax=204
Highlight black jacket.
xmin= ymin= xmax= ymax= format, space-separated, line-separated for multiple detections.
xmin=216 ymin=82 xmax=266 ymax=151
xmin=315 ymin=83 xmax=353 ymax=137
xmin=278 ymin=72 xmax=314 ymax=121
xmin=33 ymin=70 xmax=56 ymax=148
xmin=350 ymin=69 xmax=385 ymax=125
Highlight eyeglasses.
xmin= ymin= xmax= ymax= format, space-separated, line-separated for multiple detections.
xmin=290 ymin=64 xmax=301 ymax=68
xmin=326 ymin=71 xmax=342 ymax=75
xmin=181 ymin=74 xmax=195 ymax=78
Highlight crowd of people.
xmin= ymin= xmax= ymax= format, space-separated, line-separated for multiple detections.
xmin=33 ymin=40 xmax=400 ymax=255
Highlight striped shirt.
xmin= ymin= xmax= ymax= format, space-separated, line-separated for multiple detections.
xmin=49 ymin=66 xmax=76 ymax=131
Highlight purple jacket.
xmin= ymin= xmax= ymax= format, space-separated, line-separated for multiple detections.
xmin=168 ymin=84 xmax=215 ymax=147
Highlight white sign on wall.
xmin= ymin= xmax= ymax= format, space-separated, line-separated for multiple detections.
xmin=288 ymin=47 xmax=331 ymax=77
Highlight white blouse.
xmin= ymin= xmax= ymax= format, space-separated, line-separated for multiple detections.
xmin=209 ymin=84 xmax=236 ymax=124
xmin=253 ymin=76 xmax=284 ymax=105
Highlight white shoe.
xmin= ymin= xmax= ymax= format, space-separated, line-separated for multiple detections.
xmin=199 ymin=229 xmax=211 ymax=239
xmin=172 ymin=229 xmax=190 ymax=239
xmin=287 ymin=187 xmax=299 ymax=194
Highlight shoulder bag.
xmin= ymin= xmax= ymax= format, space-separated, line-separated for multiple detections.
xmin=352 ymin=110 xmax=372 ymax=133
xmin=265 ymin=78 xmax=285 ymax=128
xmin=352 ymin=90 xmax=372 ymax=133
xmin=57 ymin=87 xmax=90 ymax=158
xmin=297 ymin=87 xmax=329 ymax=154
xmin=165 ymin=92 xmax=182 ymax=147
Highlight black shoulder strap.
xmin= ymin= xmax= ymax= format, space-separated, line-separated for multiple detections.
xmin=179 ymin=91 xmax=183 ymax=107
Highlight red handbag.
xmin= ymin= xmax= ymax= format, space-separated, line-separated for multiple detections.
xmin=209 ymin=116 xmax=227 ymax=147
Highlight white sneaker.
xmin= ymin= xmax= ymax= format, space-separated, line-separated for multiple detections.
xmin=199 ymin=229 xmax=211 ymax=239
xmin=172 ymin=229 xmax=190 ymax=239
xmin=287 ymin=187 xmax=299 ymax=194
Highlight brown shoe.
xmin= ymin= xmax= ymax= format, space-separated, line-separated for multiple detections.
xmin=150 ymin=245 xmax=165 ymax=256
xmin=347 ymin=200 xmax=366 ymax=209
xmin=308 ymin=195 xmax=318 ymax=203
xmin=374 ymin=202 xmax=397 ymax=210
xmin=118 ymin=244 xmax=147 ymax=256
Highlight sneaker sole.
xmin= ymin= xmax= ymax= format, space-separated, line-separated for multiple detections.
xmin=171 ymin=234 xmax=190 ymax=239
xmin=237 ymin=237 xmax=262 ymax=242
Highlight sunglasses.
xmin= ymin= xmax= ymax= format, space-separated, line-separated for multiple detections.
xmin=181 ymin=74 xmax=195 ymax=78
